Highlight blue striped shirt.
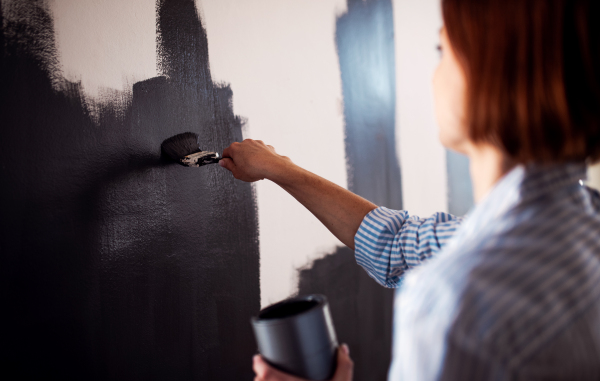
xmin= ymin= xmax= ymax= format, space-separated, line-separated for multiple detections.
xmin=354 ymin=163 xmax=600 ymax=380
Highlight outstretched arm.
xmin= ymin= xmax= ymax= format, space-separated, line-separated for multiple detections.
xmin=219 ymin=139 xmax=376 ymax=249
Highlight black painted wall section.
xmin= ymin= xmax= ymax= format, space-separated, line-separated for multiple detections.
xmin=0 ymin=1 xmax=259 ymax=379
xmin=298 ymin=1 xmax=398 ymax=380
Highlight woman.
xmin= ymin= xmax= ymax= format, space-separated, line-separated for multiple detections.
xmin=220 ymin=0 xmax=600 ymax=379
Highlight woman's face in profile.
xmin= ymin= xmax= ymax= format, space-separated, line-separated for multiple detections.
xmin=433 ymin=27 xmax=469 ymax=154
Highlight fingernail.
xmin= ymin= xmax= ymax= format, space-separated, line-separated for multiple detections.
xmin=341 ymin=344 xmax=349 ymax=355
xmin=219 ymin=160 xmax=225 ymax=167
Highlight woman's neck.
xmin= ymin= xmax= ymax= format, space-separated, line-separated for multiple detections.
xmin=466 ymin=143 xmax=515 ymax=203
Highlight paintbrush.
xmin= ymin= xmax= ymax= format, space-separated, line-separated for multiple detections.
xmin=161 ymin=132 xmax=221 ymax=167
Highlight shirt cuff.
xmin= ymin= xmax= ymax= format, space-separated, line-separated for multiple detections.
xmin=354 ymin=207 xmax=408 ymax=288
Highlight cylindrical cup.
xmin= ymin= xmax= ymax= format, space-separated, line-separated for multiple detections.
xmin=251 ymin=294 xmax=338 ymax=381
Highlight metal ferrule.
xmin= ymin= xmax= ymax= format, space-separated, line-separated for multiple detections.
xmin=181 ymin=151 xmax=220 ymax=167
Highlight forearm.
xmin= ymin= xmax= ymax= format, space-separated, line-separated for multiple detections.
xmin=267 ymin=161 xmax=377 ymax=249
xmin=219 ymin=139 xmax=377 ymax=249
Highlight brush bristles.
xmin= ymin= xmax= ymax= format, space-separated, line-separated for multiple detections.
xmin=161 ymin=132 xmax=201 ymax=161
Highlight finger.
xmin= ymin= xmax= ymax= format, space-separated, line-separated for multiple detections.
xmin=341 ymin=343 xmax=349 ymax=355
xmin=267 ymin=145 xmax=276 ymax=152
xmin=253 ymin=355 xmax=274 ymax=379
xmin=219 ymin=157 xmax=235 ymax=172
xmin=332 ymin=344 xmax=354 ymax=381
xmin=222 ymin=146 xmax=233 ymax=158
xmin=253 ymin=355 xmax=306 ymax=381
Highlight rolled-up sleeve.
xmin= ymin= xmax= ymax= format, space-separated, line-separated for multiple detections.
xmin=354 ymin=207 xmax=463 ymax=288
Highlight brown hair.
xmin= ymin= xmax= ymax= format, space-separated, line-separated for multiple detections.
xmin=442 ymin=0 xmax=600 ymax=163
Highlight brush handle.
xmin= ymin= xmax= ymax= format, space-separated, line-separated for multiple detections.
xmin=182 ymin=151 xmax=221 ymax=167
xmin=203 ymin=157 xmax=222 ymax=165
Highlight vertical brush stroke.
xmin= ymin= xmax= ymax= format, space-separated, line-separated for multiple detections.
xmin=0 ymin=0 xmax=259 ymax=379
xmin=337 ymin=0 xmax=402 ymax=209
xmin=298 ymin=1 xmax=397 ymax=380
xmin=446 ymin=150 xmax=474 ymax=215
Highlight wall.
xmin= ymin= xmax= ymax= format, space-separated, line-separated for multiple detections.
xmin=2 ymin=0 xmax=499 ymax=378
xmin=589 ymin=163 xmax=600 ymax=191
xmin=394 ymin=0 xmax=447 ymax=217
xmin=0 ymin=0 xmax=413 ymax=379
xmin=203 ymin=1 xmax=400 ymax=377
xmin=199 ymin=0 xmax=349 ymax=307
xmin=204 ymin=1 xmax=400 ymax=379
xmin=0 ymin=0 xmax=259 ymax=378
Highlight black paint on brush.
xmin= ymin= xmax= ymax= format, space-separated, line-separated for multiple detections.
xmin=161 ymin=132 xmax=202 ymax=160
xmin=297 ymin=1 xmax=398 ymax=380
xmin=161 ymin=132 xmax=221 ymax=167
xmin=0 ymin=0 xmax=259 ymax=380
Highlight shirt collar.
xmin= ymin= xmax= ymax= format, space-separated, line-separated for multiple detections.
xmin=457 ymin=162 xmax=587 ymax=239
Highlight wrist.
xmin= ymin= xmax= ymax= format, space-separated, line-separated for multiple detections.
xmin=265 ymin=157 xmax=303 ymax=186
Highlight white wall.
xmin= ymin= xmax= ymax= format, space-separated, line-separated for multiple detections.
xmin=589 ymin=163 xmax=600 ymax=191
xmin=51 ymin=0 xmax=157 ymax=97
xmin=202 ymin=0 xmax=451 ymax=305
xmin=200 ymin=0 xmax=348 ymax=307
xmin=393 ymin=0 xmax=448 ymax=217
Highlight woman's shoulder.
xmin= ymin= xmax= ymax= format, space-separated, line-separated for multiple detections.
xmin=443 ymin=217 xmax=600 ymax=369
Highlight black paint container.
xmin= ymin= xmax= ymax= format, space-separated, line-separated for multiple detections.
xmin=251 ymin=294 xmax=338 ymax=380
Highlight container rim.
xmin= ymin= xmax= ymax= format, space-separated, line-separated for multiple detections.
xmin=252 ymin=294 xmax=327 ymax=323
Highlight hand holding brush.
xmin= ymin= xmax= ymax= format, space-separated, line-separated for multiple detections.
xmin=219 ymin=140 xmax=291 ymax=182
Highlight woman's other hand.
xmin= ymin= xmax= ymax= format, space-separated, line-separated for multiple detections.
xmin=220 ymin=139 xmax=291 ymax=182
xmin=253 ymin=344 xmax=353 ymax=381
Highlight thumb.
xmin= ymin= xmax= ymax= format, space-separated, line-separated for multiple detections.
xmin=219 ymin=157 xmax=236 ymax=172
xmin=333 ymin=344 xmax=353 ymax=381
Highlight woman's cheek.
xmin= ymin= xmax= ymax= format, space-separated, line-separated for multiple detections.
xmin=433 ymin=65 xmax=458 ymax=149
xmin=433 ymin=59 xmax=469 ymax=152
